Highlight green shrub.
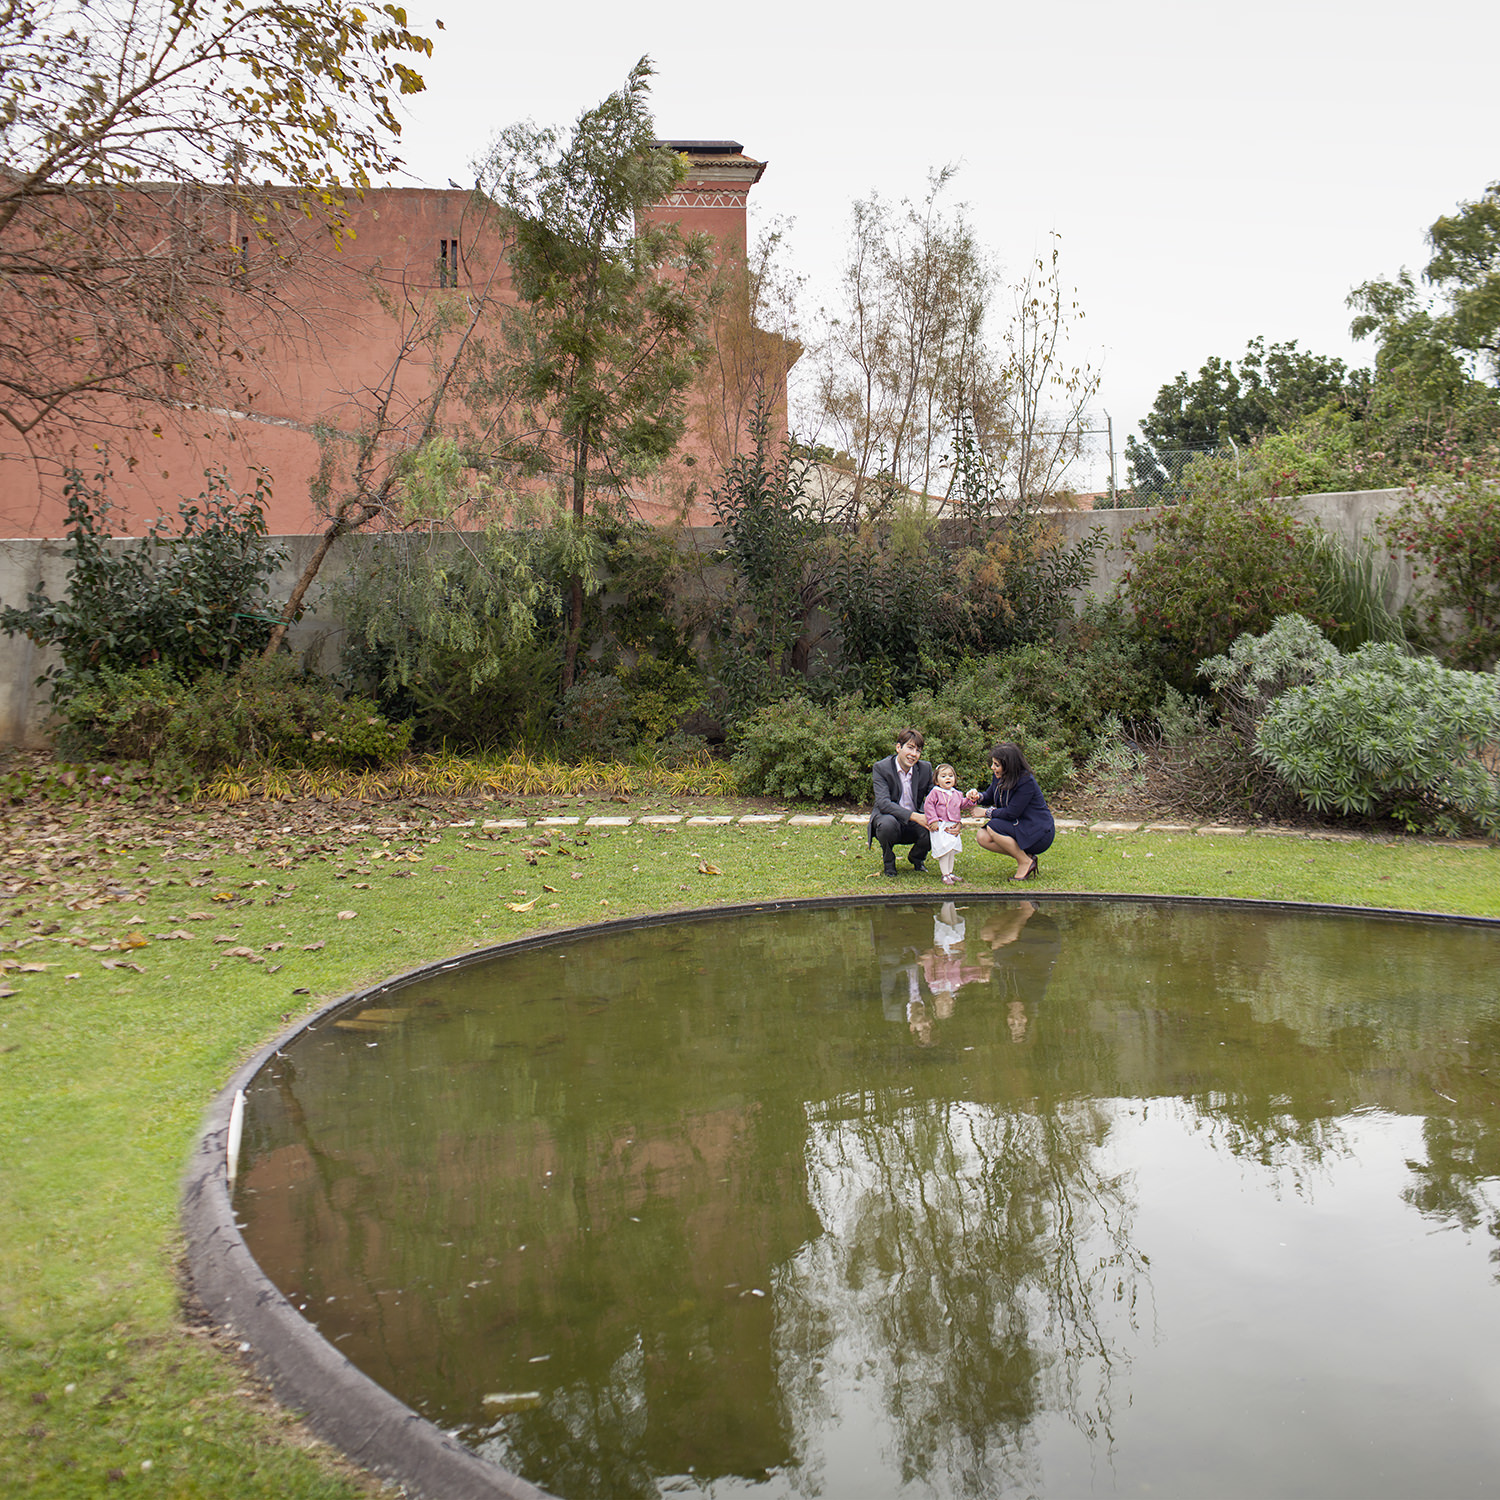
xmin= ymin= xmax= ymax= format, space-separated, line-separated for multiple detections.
xmin=1198 ymin=612 xmax=1344 ymax=728
xmin=1255 ymin=645 xmax=1500 ymax=834
xmin=59 ymin=660 xmax=410 ymax=782
xmin=554 ymin=674 xmax=635 ymax=759
xmin=334 ymin=519 xmax=599 ymax=748
xmin=0 ymin=469 xmax=286 ymax=705
xmin=1385 ymin=470 xmax=1500 ymax=669
xmin=730 ymin=695 xmax=899 ymax=801
xmin=731 ymin=661 xmax=1079 ymax=805
xmin=1119 ymin=488 xmax=1332 ymax=688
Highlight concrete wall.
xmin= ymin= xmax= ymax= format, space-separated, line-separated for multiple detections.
xmin=0 ymin=489 xmax=1411 ymax=749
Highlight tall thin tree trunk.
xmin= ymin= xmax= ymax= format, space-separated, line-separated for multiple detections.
xmin=262 ymin=503 xmax=370 ymax=658
xmin=560 ymin=435 xmax=591 ymax=693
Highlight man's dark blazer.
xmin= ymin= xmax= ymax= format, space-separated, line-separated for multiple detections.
xmin=867 ymin=754 xmax=936 ymax=847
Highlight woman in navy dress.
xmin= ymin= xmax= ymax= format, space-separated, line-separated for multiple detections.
xmin=968 ymin=742 xmax=1055 ymax=882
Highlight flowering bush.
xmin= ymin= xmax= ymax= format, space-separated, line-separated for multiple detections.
xmin=1385 ymin=468 xmax=1500 ymax=669
xmin=1119 ymin=490 xmax=1330 ymax=686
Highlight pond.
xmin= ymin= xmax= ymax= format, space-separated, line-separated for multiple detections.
xmin=236 ymin=897 xmax=1500 ymax=1499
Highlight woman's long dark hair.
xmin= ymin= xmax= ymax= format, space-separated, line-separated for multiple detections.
xmin=989 ymin=742 xmax=1033 ymax=791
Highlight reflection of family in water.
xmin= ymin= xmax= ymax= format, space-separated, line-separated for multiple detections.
xmin=881 ymin=900 xmax=1061 ymax=1046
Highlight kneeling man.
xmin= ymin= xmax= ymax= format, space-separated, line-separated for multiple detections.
xmin=868 ymin=728 xmax=934 ymax=877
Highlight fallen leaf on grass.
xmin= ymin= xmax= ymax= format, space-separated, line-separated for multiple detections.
xmin=17 ymin=962 xmax=56 ymax=972
xmin=697 ymin=862 xmax=722 ymax=876
xmin=302 ymin=940 xmax=325 ymax=951
xmin=353 ymin=882 xmax=370 ymax=889
xmin=185 ymin=912 xmax=211 ymax=921
xmin=0 ymin=985 xmax=14 ymax=997
xmin=211 ymin=891 xmax=235 ymax=902
xmin=506 ymin=899 xmax=537 ymax=912
xmin=265 ymin=942 xmax=285 ymax=952
xmin=100 ymin=959 xmax=144 ymax=972
xmin=542 ymin=884 xmax=558 ymax=893
xmin=570 ymin=871 xmax=583 ymax=880
xmin=153 ymin=931 xmax=195 ymax=941
xmin=336 ymin=910 xmax=358 ymax=920
xmin=223 ymin=946 xmax=263 ymax=963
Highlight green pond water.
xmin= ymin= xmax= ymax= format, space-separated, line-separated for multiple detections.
xmin=237 ymin=898 xmax=1500 ymax=1500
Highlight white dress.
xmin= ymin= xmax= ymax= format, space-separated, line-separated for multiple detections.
xmin=929 ymin=825 xmax=963 ymax=860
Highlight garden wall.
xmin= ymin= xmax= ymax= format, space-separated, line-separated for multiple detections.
xmin=0 ymin=489 xmax=1410 ymax=749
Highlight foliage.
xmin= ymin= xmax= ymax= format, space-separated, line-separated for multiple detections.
xmin=709 ymin=408 xmax=828 ymax=714
xmin=932 ymin=417 xmax=1105 ymax=655
xmin=806 ymin=179 xmax=1099 ymax=512
xmin=480 ymin=58 xmax=719 ymax=686
xmin=808 ymin=168 xmax=997 ymax=504
xmin=730 ymin=694 xmax=903 ymax=802
xmin=0 ymin=468 xmax=286 ymax=704
xmin=1118 ymin=481 xmax=1329 ymax=687
xmin=728 ymin=640 xmax=1137 ymax=802
xmin=334 ymin=514 xmax=601 ymax=746
xmin=1126 ymin=337 xmax=1369 ymax=499
xmin=0 ymin=0 xmax=434 ymax=450
xmin=1198 ymin=613 xmax=1343 ymax=725
xmin=1384 ymin=470 xmax=1500 ymax=668
xmin=1255 ymin=644 xmax=1500 ymax=834
xmin=1301 ymin=529 xmax=1407 ymax=652
xmin=198 ymin=745 xmax=738 ymax=803
xmin=1422 ymin=179 xmax=1500 ymax=384
xmin=57 ymin=659 xmax=409 ymax=782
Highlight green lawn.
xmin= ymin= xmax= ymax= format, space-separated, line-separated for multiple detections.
xmin=2 ymin=797 xmax=1495 ymax=1496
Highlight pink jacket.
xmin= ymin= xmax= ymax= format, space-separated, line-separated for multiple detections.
xmin=922 ymin=786 xmax=973 ymax=828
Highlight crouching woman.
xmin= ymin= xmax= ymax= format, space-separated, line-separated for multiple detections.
xmin=969 ymin=742 xmax=1055 ymax=882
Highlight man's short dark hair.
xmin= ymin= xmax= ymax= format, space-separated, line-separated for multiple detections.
xmin=895 ymin=728 xmax=925 ymax=750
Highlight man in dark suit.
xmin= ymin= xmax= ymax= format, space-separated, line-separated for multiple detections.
xmin=868 ymin=728 xmax=934 ymax=877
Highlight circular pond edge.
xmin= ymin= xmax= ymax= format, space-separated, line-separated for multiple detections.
xmin=181 ymin=891 xmax=1500 ymax=1500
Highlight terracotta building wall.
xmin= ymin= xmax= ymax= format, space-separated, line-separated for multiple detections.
xmin=0 ymin=145 xmax=780 ymax=539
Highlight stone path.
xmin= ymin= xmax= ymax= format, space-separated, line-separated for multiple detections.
xmin=404 ymin=813 xmax=1443 ymax=844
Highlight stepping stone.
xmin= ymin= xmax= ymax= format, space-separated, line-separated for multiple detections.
xmin=447 ymin=819 xmax=477 ymax=828
xmin=1091 ymin=821 xmax=1142 ymax=833
xmin=686 ymin=815 xmax=733 ymax=825
xmin=585 ymin=816 xmax=633 ymax=826
xmin=739 ymin=814 xmax=784 ymax=824
xmin=841 ymin=814 xmax=868 ymax=824
xmin=1143 ymin=823 xmax=1195 ymax=834
xmin=788 ymin=815 xmax=834 ymax=826
xmin=640 ymin=815 xmax=683 ymax=824
xmin=537 ymin=816 xmax=580 ymax=826
xmin=482 ymin=819 xmax=527 ymax=830
xmin=1305 ymin=830 xmax=1362 ymax=842
xmin=1195 ymin=825 xmax=1250 ymax=836
xmin=1054 ymin=819 xmax=1089 ymax=831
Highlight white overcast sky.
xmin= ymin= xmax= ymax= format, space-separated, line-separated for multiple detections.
xmin=388 ymin=0 xmax=1498 ymax=490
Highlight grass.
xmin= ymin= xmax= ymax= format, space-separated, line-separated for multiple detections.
xmin=1 ymin=795 xmax=1496 ymax=1496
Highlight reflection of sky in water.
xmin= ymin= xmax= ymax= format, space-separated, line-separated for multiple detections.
xmin=728 ymin=1102 xmax=1500 ymax=1500
xmin=238 ymin=901 xmax=1500 ymax=1500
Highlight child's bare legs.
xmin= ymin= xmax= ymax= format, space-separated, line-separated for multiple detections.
xmin=938 ymin=849 xmax=957 ymax=883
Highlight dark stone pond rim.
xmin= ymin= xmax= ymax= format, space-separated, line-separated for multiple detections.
xmin=179 ymin=891 xmax=1500 ymax=1500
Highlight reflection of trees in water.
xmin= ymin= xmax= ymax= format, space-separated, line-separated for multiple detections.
xmin=1183 ymin=1094 xmax=1352 ymax=1201
xmin=775 ymin=1094 xmax=1144 ymax=1497
xmin=1401 ymin=1017 xmax=1500 ymax=1278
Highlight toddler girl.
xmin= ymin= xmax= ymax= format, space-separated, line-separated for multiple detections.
xmin=922 ymin=765 xmax=976 ymax=885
